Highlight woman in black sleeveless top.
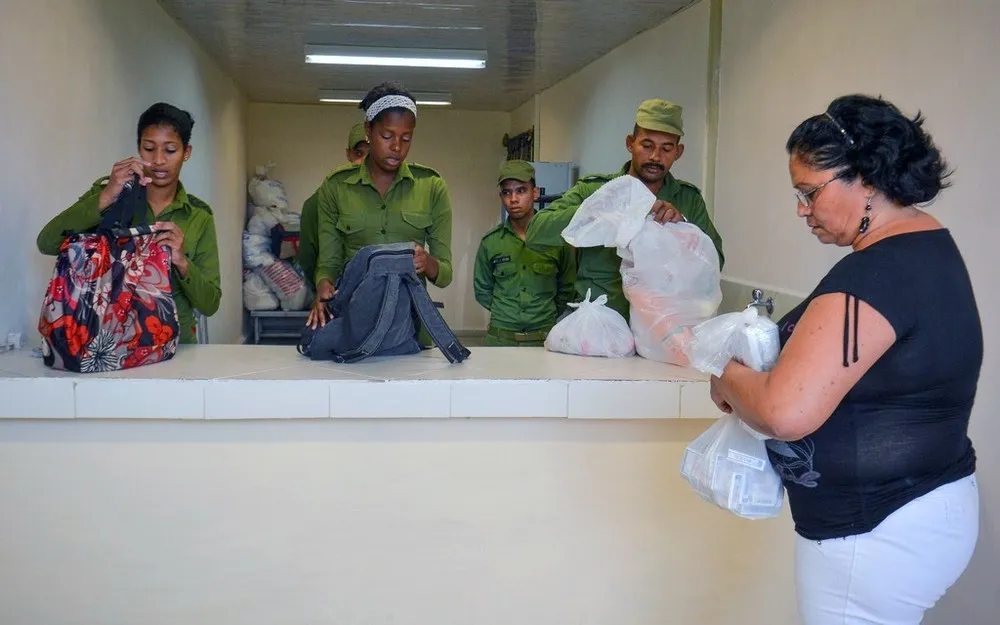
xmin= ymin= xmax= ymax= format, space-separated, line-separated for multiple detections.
xmin=710 ymin=95 xmax=981 ymax=625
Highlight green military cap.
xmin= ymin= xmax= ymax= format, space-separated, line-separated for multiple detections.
xmin=347 ymin=122 xmax=367 ymax=149
xmin=635 ymin=99 xmax=684 ymax=137
xmin=498 ymin=159 xmax=535 ymax=184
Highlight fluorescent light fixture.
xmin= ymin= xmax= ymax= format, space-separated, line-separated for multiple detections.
xmin=318 ymin=90 xmax=452 ymax=106
xmin=305 ymin=45 xmax=486 ymax=69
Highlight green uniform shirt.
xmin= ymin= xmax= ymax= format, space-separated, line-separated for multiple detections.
xmin=297 ymin=189 xmax=320 ymax=284
xmin=474 ymin=219 xmax=576 ymax=333
xmin=315 ymin=160 xmax=453 ymax=289
xmin=525 ymin=162 xmax=724 ymax=319
xmin=36 ymin=178 xmax=222 ymax=344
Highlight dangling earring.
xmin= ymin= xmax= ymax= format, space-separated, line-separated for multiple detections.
xmin=859 ymin=196 xmax=873 ymax=233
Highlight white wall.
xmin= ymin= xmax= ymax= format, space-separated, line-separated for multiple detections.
xmin=247 ymin=104 xmax=510 ymax=332
xmin=536 ymin=1 xmax=711 ymax=186
xmin=0 ymin=0 xmax=247 ymax=345
xmin=715 ymin=1 xmax=1000 ymax=623
xmin=0 ymin=418 xmax=797 ymax=625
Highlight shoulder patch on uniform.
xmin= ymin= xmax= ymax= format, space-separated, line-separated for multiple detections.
xmin=677 ymin=178 xmax=702 ymax=193
xmin=480 ymin=222 xmax=504 ymax=241
xmin=325 ymin=162 xmax=361 ymax=180
xmin=408 ymin=162 xmax=442 ymax=178
xmin=187 ymin=193 xmax=214 ymax=215
xmin=578 ymin=172 xmax=615 ymax=183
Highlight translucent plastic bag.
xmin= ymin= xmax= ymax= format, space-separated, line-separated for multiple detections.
xmin=545 ymin=289 xmax=635 ymax=358
xmin=680 ymin=415 xmax=784 ymax=520
xmin=248 ymin=164 xmax=289 ymax=211
xmin=685 ymin=307 xmax=781 ymax=377
xmin=621 ymin=217 xmax=722 ymax=365
xmin=679 ymin=306 xmax=784 ymax=519
xmin=561 ymin=175 xmax=654 ymax=249
xmin=243 ymin=271 xmax=279 ymax=311
xmin=242 ymin=231 xmax=276 ymax=269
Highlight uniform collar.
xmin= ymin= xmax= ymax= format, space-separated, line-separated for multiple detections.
xmin=618 ymin=160 xmax=679 ymax=196
xmin=153 ymin=180 xmax=193 ymax=218
xmin=347 ymin=160 xmax=415 ymax=186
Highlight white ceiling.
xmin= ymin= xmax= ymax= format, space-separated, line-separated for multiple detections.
xmin=156 ymin=0 xmax=696 ymax=110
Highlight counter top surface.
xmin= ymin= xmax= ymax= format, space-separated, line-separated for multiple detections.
xmin=0 ymin=346 xmax=721 ymax=421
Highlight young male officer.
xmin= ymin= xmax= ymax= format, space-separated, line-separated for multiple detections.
xmin=474 ymin=160 xmax=576 ymax=346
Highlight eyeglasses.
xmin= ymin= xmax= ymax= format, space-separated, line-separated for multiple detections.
xmin=794 ymin=177 xmax=838 ymax=207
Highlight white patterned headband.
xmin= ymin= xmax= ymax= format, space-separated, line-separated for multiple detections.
xmin=365 ymin=95 xmax=417 ymax=122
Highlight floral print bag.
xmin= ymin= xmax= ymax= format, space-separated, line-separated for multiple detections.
xmin=38 ymin=183 xmax=180 ymax=372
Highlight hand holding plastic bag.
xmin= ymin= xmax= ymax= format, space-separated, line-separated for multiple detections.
xmin=545 ymin=289 xmax=636 ymax=358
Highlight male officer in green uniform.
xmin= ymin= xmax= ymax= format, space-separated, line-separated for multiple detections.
xmin=474 ymin=161 xmax=576 ymax=347
xmin=526 ymin=99 xmax=724 ymax=320
xmin=297 ymin=122 xmax=370 ymax=284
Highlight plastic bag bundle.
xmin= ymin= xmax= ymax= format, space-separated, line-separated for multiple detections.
xmin=243 ymin=232 xmax=276 ymax=269
xmin=685 ymin=307 xmax=781 ymax=377
xmin=544 ymin=289 xmax=635 ymax=358
xmin=621 ymin=217 xmax=722 ymax=365
xmin=247 ymin=164 xmax=290 ymax=212
xmin=258 ymin=260 xmax=311 ymax=311
xmin=679 ymin=306 xmax=784 ymax=519
xmin=243 ymin=270 xmax=279 ymax=311
xmin=680 ymin=415 xmax=784 ymax=519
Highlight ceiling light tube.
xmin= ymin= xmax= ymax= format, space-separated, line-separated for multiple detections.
xmin=305 ymin=45 xmax=486 ymax=69
xmin=318 ymin=90 xmax=453 ymax=106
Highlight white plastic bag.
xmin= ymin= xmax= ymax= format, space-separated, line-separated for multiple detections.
xmin=561 ymin=175 xmax=654 ymax=249
xmin=685 ymin=307 xmax=781 ymax=377
xmin=248 ymin=164 xmax=290 ymax=211
xmin=679 ymin=306 xmax=784 ymax=519
xmin=621 ymin=217 xmax=722 ymax=365
xmin=242 ymin=231 xmax=276 ymax=269
xmin=247 ymin=205 xmax=280 ymax=236
xmin=680 ymin=415 xmax=784 ymax=519
xmin=243 ymin=271 xmax=279 ymax=311
xmin=544 ymin=289 xmax=635 ymax=358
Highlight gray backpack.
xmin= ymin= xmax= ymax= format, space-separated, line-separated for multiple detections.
xmin=298 ymin=242 xmax=471 ymax=364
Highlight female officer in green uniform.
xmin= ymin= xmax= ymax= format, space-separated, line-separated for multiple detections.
xmin=308 ymin=82 xmax=454 ymax=328
xmin=36 ymin=102 xmax=222 ymax=344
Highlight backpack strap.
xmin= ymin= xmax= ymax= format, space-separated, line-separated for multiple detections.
xmin=332 ymin=272 xmax=403 ymax=363
xmin=402 ymin=273 xmax=471 ymax=364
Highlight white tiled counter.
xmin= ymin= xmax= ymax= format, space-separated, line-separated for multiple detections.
xmin=0 ymin=345 xmax=723 ymax=420
xmin=0 ymin=345 xmax=794 ymax=625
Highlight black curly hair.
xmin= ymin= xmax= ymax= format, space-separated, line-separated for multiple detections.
xmin=359 ymin=81 xmax=417 ymax=125
xmin=786 ymin=95 xmax=951 ymax=206
xmin=137 ymin=102 xmax=195 ymax=146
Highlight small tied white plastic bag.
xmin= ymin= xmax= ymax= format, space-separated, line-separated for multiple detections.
xmin=560 ymin=175 xmax=721 ymax=365
xmin=544 ymin=289 xmax=636 ymax=358
xmin=679 ymin=307 xmax=785 ymax=519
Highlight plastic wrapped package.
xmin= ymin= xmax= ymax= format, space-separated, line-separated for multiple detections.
xmin=680 ymin=415 xmax=784 ymax=519
xmin=243 ymin=270 xmax=279 ymax=311
xmin=242 ymin=232 xmax=276 ymax=269
xmin=257 ymin=261 xmax=311 ymax=311
xmin=679 ymin=306 xmax=784 ymax=519
xmin=247 ymin=164 xmax=290 ymax=212
xmin=621 ymin=217 xmax=722 ymax=365
xmin=247 ymin=205 xmax=280 ymax=237
xmin=685 ymin=307 xmax=781 ymax=377
xmin=544 ymin=289 xmax=635 ymax=358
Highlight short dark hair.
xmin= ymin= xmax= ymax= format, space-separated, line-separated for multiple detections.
xmin=359 ymin=81 xmax=417 ymax=124
xmin=786 ymin=95 xmax=951 ymax=206
xmin=137 ymin=102 xmax=195 ymax=146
